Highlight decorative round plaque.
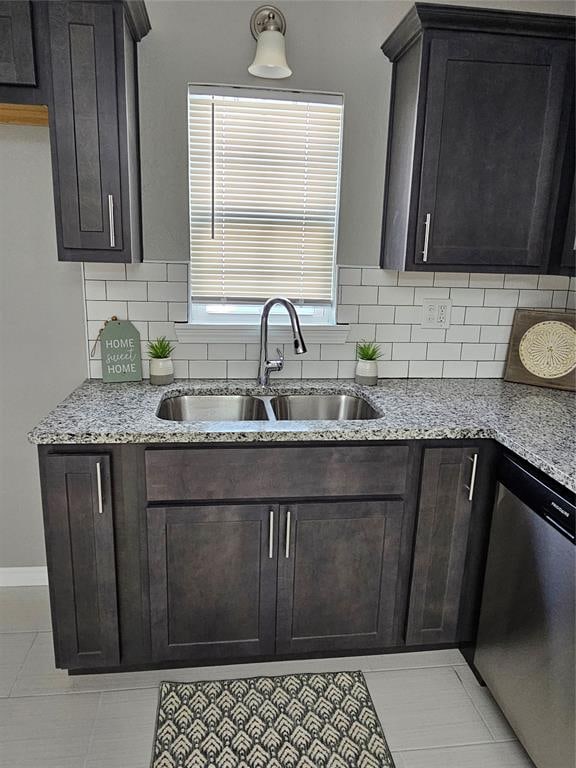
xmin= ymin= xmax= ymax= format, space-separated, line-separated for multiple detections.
xmin=518 ymin=321 xmax=576 ymax=379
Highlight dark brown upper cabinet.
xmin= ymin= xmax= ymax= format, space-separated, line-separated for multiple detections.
xmin=47 ymin=1 xmax=150 ymax=262
xmin=0 ymin=1 xmax=36 ymax=86
xmin=380 ymin=4 xmax=575 ymax=275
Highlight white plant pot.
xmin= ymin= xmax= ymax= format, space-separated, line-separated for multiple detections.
xmin=355 ymin=359 xmax=378 ymax=385
xmin=149 ymin=357 xmax=174 ymax=385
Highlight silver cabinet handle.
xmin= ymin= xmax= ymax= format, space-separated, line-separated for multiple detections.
xmin=422 ymin=212 xmax=431 ymax=262
xmin=108 ymin=194 xmax=115 ymax=248
xmin=285 ymin=509 xmax=291 ymax=559
xmin=96 ymin=461 xmax=104 ymax=514
xmin=268 ymin=509 xmax=274 ymax=559
xmin=466 ymin=453 xmax=478 ymax=502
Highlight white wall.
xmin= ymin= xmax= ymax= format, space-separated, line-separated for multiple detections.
xmin=139 ymin=0 xmax=575 ymax=265
xmin=0 ymin=126 xmax=87 ymax=570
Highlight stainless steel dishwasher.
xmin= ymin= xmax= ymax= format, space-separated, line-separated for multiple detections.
xmin=474 ymin=453 xmax=575 ymax=768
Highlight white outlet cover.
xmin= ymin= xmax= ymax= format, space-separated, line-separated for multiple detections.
xmin=421 ymin=299 xmax=452 ymax=329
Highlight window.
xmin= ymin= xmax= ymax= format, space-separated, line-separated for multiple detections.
xmin=187 ymin=85 xmax=344 ymax=325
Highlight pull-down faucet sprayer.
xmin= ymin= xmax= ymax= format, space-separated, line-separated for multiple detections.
xmin=257 ymin=297 xmax=307 ymax=386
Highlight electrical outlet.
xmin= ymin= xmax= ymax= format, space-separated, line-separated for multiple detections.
xmin=421 ymin=299 xmax=452 ymax=329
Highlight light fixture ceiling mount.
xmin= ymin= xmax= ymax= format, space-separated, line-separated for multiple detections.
xmin=250 ymin=5 xmax=287 ymax=39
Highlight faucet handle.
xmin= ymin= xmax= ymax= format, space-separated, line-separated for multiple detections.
xmin=276 ymin=347 xmax=284 ymax=369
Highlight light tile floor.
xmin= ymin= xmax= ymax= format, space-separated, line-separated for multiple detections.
xmin=0 ymin=587 xmax=535 ymax=768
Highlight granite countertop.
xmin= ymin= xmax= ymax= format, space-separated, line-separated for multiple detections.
xmin=28 ymin=378 xmax=576 ymax=492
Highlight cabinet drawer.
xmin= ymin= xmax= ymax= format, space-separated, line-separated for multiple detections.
xmin=145 ymin=444 xmax=410 ymax=502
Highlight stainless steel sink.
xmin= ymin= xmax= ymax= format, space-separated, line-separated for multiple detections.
xmin=157 ymin=395 xmax=269 ymax=422
xmin=270 ymin=394 xmax=379 ymax=421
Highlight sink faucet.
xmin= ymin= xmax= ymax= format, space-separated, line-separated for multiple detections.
xmin=257 ymin=297 xmax=307 ymax=385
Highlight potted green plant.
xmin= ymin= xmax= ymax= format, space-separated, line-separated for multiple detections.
xmin=147 ymin=337 xmax=175 ymax=385
xmin=355 ymin=341 xmax=382 ymax=385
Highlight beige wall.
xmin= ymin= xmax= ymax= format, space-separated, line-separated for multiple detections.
xmin=0 ymin=126 xmax=87 ymax=569
xmin=139 ymin=0 xmax=574 ymax=266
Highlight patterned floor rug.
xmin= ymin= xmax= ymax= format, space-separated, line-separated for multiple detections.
xmin=151 ymin=670 xmax=395 ymax=767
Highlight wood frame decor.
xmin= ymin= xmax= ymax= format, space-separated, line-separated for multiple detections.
xmin=504 ymin=308 xmax=576 ymax=391
xmin=0 ymin=103 xmax=49 ymax=126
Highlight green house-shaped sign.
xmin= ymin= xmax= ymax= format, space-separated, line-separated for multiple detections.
xmin=100 ymin=320 xmax=142 ymax=383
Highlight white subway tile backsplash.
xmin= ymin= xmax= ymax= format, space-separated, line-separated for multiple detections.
xmin=347 ymin=324 xmax=376 ymax=341
xmin=149 ymin=321 xmax=177 ymax=340
xmin=450 ymin=288 xmax=484 ymax=306
xmin=410 ymin=327 xmax=446 ymax=343
xmin=398 ymin=272 xmax=434 ymax=287
xmin=168 ymin=302 xmax=188 ymax=322
xmin=504 ymin=274 xmax=539 ymax=289
xmin=469 ymin=274 xmax=504 ymax=288
xmin=336 ymin=305 xmax=359 ymax=324
xmin=393 ymin=342 xmax=427 ymax=360
xmin=483 ymin=289 xmax=518 ymax=307
xmin=461 ymin=343 xmax=496 ymax=361
xmin=341 ymin=285 xmax=378 ymax=305
xmin=362 ymin=268 xmax=397 ymax=286
xmin=148 ymin=281 xmax=188 ymax=302
xmin=427 ymin=343 xmax=461 ymax=360
xmin=480 ymin=326 xmax=511 ymax=344
xmin=477 ymin=361 xmax=506 ymax=378
xmin=106 ymin=280 xmax=148 ymax=301
xmin=409 ymin=360 xmax=443 ymax=378
xmin=89 ymin=360 xmax=103 ymax=378
xmin=434 ymin=272 xmax=469 ymax=287
xmin=81 ymin=263 xmax=560 ymax=381
xmin=86 ymin=300 xmax=128 ymax=321
xmin=378 ymin=360 xmax=409 ymax=378
xmin=567 ymin=291 xmax=576 ymax=310
xmin=339 ymin=267 xmax=361 ymax=285
xmin=376 ymin=324 xmax=411 ymax=342
xmin=173 ymin=343 xmax=207 ymax=360
xmin=208 ymin=344 xmax=246 ymax=360
xmin=518 ymin=290 xmax=553 ymax=308
xmin=379 ymin=286 xmax=414 ymax=305
xmin=321 ymin=343 xmax=357 ymax=360
xmin=442 ymin=361 xmax=477 ymax=378
xmin=465 ymin=307 xmax=499 ymax=325
xmin=395 ymin=306 xmax=422 ymax=324
xmin=128 ymin=301 xmax=167 ymax=321
xmin=188 ymin=360 xmax=227 ymax=378
xmin=84 ymin=263 xmax=126 ymax=280
xmin=302 ymin=361 xmax=339 ymax=379
xmin=359 ymin=305 xmax=395 ymax=323
xmin=84 ymin=281 xmax=106 ymax=300
xmin=126 ymin=263 xmax=167 ymax=281
xmin=446 ymin=325 xmax=480 ymax=343
xmin=167 ymin=263 xmax=189 ymax=282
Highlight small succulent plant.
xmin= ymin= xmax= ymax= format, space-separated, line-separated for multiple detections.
xmin=356 ymin=341 xmax=382 ymax=361
xmin=147 ymin=337 xmax=175 ymax=359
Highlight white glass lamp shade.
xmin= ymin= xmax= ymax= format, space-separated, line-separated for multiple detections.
xmin=248 ymin=30 xmax=292 ymax=79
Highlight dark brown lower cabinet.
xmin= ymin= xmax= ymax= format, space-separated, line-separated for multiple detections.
xmin=146 ymin=504 xmax=278 ymax=661
xmin=276 ymin=500 xmax=410 ymax=654
xmin=405 ymin=446 xmax=479 ymax=645
xmin=41 ymin=454 xmax=119 ymax=668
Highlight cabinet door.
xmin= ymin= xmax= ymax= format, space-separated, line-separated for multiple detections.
xmin=147 ymin=505 xmax=278 ymax=661
xmin=406 ymin=447 xmax=478 ymax=645
xmin=42 ymin=454 xmax=119 ymax=669
xmin=48 ymin=1 xmax=122 ymax=253
xmin=0 ymin=1 xmax=35 ymax=85
xmin=276 ymin=500 xmax=408 ymax=654
xmin=415 ymin=34 xmax=572 ymax=271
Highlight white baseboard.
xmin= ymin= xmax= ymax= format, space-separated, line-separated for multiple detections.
xmin=0 ymin=567 xmax=48 ymax=587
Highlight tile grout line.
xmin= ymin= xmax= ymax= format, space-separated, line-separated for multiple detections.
xmin=451 ymin=665 xmax=518 ymax=744
xmin=6 ymin=631 xmax=38 ymax=698
xmin=82 ymin=690 xmax=103 ymax=768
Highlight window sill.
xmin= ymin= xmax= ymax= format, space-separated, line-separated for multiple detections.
xmin=175 ymin=323 xmax=350 ymax=345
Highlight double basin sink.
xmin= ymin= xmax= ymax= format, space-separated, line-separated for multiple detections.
xmin=157 ymin=393 xmax=380 ymax=423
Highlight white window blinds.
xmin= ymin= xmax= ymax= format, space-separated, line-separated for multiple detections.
xmin=188 ymin=86 xmax=343 ymax=305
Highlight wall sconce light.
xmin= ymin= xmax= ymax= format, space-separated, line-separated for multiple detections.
xmin=249 ymin=5 xmax=291 ymax=79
